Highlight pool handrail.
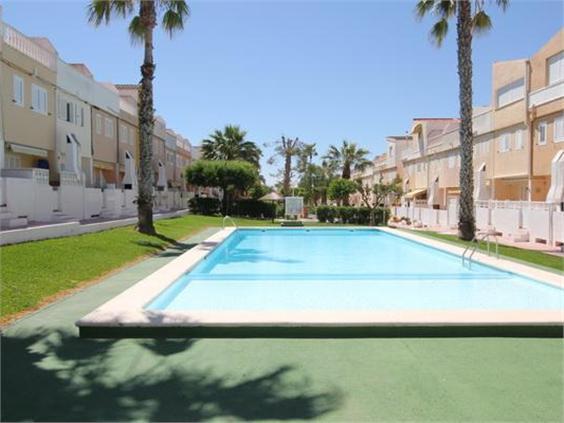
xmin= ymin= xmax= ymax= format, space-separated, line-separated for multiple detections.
xmin=222 ymin=215 xmax=238 ymax=230
xmin=462 ymin=229 xmax=499 ymax=268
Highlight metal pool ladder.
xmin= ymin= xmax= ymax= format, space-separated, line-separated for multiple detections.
xmin=462 ymin=229 xmax=499 ymax=268
xmin=222 ymin=215 xmax=238 ymax=229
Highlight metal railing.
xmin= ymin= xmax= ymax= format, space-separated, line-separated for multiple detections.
xmin=222 ymin=215 xmax=238 ymax=230
xmin=462 ymin=230 xmax=499 ymax=268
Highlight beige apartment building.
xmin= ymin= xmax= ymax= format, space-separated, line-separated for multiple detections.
xmin=92 ymin=103 xmax=119 ymax=187
xmin=1 ymin=24 xmax=57 ymax=176
xmin=153 ymin=116 xmax=167 ymax=190
xmin=117 ymin=92 xmax=139 ymax=189
xmin=529 ymin=29 xmax=564 ymax=203
xmin=354 ymin=28 xmax=563 ymax=208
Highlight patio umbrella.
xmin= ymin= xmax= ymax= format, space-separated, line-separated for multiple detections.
xmin=259 ymin=192 xmax=283 ymax=222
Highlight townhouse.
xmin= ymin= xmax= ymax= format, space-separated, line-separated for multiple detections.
xmin=1 ymin=24 xmax=57 ymax=177
xmin=0 ymin=14 xmax=193 ymax=228
xmin=529 ymin=29 xmax=564 ymax=204
xmin=355 ymin=28 xmax=563 ymax=209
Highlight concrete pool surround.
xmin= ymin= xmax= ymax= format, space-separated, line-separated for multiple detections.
xmin=76 ymin=227 xmax=564 ymax=337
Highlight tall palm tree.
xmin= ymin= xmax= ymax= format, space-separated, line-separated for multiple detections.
xmin=415 ymin=0 xmax=508 ymax=240
xmin=297 ymin=143 xmax=317 ymax=206
xmin=323 ymin=140 xmax=371 ymax=180
xmin=201 ymin=125 xmax=262 ymax=168
xmin=88 ymin=0 xmax=189 ymax=235
xmin=267 ymin=136 xmax=303 ymax=196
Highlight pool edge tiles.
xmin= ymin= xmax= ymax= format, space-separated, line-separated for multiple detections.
xmin=76 ymin=227 xmax=564 ymax=338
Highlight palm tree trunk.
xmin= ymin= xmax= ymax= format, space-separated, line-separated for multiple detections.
xmin=342 ymin=162 xmax=351 ymax=179
xmin=283 ymin=152 xmax=291 ymax=196
xmin=137 ymin=0 xmax=157 ymax=235
xmin=456 ymin=0 xmax=476 ymax=241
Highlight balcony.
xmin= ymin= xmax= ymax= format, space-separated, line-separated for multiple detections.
xmin=529 ymin=81 xmax=564 ymax=108
xmin=473 ymin=110 xmax=492 ymax=135
xmin=3 ymin=24 xmax=56 ymax=70
xmin=1 ymin=168 xmax=50 ymax=184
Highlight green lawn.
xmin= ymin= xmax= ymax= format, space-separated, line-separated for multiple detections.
xmin=403 ymin=229 xmax=563 ymax=273
xmin=0 ymin=215 xmax=272 ymax=321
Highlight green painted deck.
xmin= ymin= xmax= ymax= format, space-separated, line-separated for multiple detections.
xmin=1 ymin=228 xmax=563 ymax=422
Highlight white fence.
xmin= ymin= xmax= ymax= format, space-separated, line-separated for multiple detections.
xmin=394 ymin=200 xmax=563 ymax=246
xmin=0 ymin=169 xmax=189 ymax=228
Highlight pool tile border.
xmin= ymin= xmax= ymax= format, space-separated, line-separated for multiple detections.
xmin=76 ymin=226 xmax=564 ymax=337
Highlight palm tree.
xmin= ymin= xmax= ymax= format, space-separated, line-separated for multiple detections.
xmin=88 ymin=0 xmax=189 ymax=235
xmin=201 ymin=125 xmax=262 ymax=168
xmin=415 ymin=0 xmax=508 ymax=240
xmin=296 ymin=143 xmax=317 ymax=206
xmin=323 ymin=140 xmax=371 ymax=180
xmin=267 ymin=136 xmax=303 ymax=196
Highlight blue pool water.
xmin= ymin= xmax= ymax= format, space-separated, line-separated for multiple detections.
xmin=147 ymin=229 xmax=563 ymax=311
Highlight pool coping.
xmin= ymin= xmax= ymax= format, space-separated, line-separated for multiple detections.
xmin=76 ymin=227 xmax=564 ymax=338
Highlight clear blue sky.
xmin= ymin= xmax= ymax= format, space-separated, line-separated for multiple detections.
xmin=3 ymin=0 xmax=563 ymax=184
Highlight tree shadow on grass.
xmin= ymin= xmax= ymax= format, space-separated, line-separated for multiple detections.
xmin=132 ymin=233 xmax=198 ymax=257
xmin=1 ymin=329 xmax=341 ymax=421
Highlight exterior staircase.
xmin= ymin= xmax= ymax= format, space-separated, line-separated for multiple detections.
xmin=0 ymin=207 xmax=28 ymax=229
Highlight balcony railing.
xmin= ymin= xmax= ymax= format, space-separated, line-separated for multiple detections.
xmin=1 ymin=168 xmax=50 ymax=184
xmin=3 ymin=24 xmax=57 ymax=70
xmin=529 ymin=81 xmax=564 ymax=108
xmin=472 ymin=110 xmax=492 ymax=135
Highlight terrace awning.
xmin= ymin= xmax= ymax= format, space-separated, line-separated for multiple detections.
xmin=8 ymin=143 xmax=48 ymax=158
xmin=403 ymin=188 xmax=426 ymax=199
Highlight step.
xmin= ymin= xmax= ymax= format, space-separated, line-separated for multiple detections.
xmin=0 ymin=217 xmax=28 ymax=229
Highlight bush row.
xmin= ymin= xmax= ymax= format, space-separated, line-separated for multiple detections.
xmin=316 ymin=206 xmax=390 ymax=225
xmin=188 ymin=197 xmax=276 ymax=219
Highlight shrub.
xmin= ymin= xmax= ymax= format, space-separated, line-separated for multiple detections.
xmin=315 ymin=206 xmax=390 ymax=225
xmin=189 ymin=197 xmax=221 ymax=215
xmin=316 ymin=205 xmax=336 ymax=223
xmin=337 ymin=206 xmax=355 ymax=223
xmin=232 ymin=199 xmax=276 ymax=219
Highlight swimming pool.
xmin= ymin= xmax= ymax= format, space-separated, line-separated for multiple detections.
xmin=78 ymin=227 xmax=563 ymax=337
xmin=147 ymin=228 xmax=562 ymax=312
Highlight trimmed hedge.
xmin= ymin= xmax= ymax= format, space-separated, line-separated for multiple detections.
xmin=189 ymin=197 xmax=221 ymax=215
xmin=232 ymin=199 xmax=276 ymax=219
xmin=189 ymin=197 xmax=275 ymax=219
xmin=316 ymin=206 xmax=390 ymax=225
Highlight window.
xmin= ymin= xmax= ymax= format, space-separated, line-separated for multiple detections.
xmin=31 ymin=84 xmax=48 ymax=115
xmin=553 ymin=115 xmax=564 ymax=143
xmin=104 ymin=117 xmax=114 ymax=138
xmin=514 ymin=129 xmax=524 ymax=150
xmin=548 ymin=51 xmax=564 ymax=86
xmin=80 ymin=107 xmax=84 ymax=127
xmin=95 ymin=114 xmax=102 ymax=135
xmin=496 ymin=78 xmax=525 ymax=108
xmin=65 ymin=102 xmax=74 ymax=123
xmin=5 ymin=154 xmax=21 ymax=169
xmin=498 ymin=134 xmax=510 ymax=152
xmin=12 ymin=75 xmax=24 ymax=106
xmin=538 ymin=122 xmax=547 ymax=145
xmin=120 ymin=124 xmax=128 ymax=143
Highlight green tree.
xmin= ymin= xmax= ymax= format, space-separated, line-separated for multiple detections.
xmin=201 ymin=125 xmax=262 ymax=168
xmin=415 ymin=0 xmax=509 ymax=240
xmin=323 ymin=140 xmax=372 ymax=180
xmin=327 ymin=178 xmax=358 ymax=206
xmin=88 ymin=0 xmax=189 ymax=235
xmin=356 ymin=176 xmax=403 ymax=225
xmin=185 ymin=160 xmax=258 ymax=214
